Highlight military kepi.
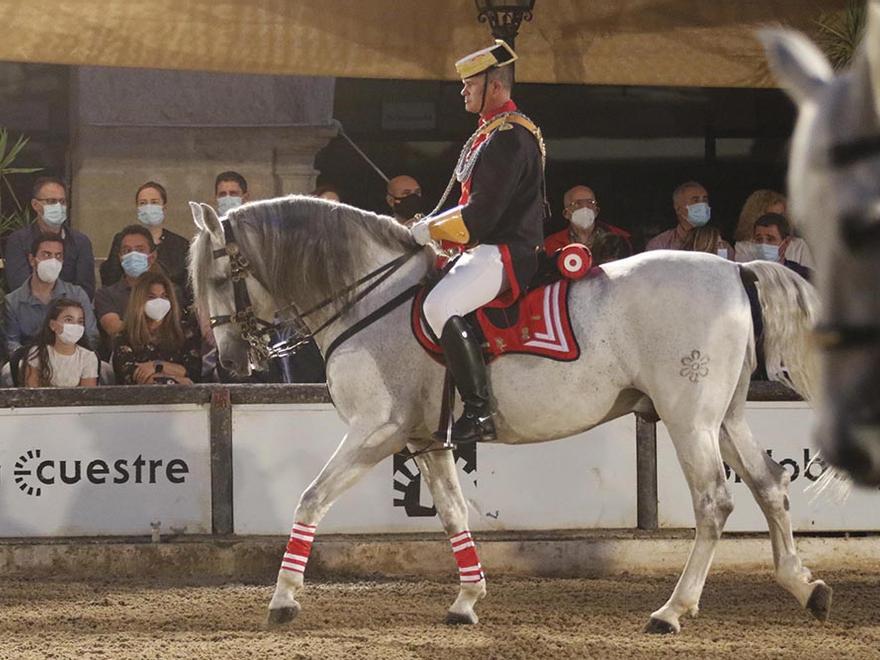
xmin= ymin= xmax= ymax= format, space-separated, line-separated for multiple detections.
xmin=455 ymin=39 xmax=518 ymax=79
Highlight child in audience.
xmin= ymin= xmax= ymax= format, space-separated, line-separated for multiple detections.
xmin=24 ymin=298 xmax=99 ymax=387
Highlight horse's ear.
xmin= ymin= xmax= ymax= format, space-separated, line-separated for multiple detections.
xmin=759 ymin=28 xmax=833 ymax=106
xmin=199 ymin=202 xmax=224 ymax=241
xmin=867 ymin=0 xmax=880 ymax=118
xmin=189 ymin=201 xmax=207 ymax=232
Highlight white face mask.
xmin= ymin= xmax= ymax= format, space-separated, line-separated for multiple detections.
xmin=217 ymin=196 xmax=243 ymax=216
xmin=36 ymin=257 xmax=63 ymax=284
xmin=57 ymin=322 xmax=85 ymax=345
xmin=144 ymin=297 xmax=172 ymax=321
xmin=570 ymin=207 xmax=596 ymax=231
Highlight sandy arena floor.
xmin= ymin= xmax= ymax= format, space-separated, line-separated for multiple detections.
xmin=1 ymin=569 xmax=879 ymax=659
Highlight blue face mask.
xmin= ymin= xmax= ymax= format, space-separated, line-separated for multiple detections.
xmin=686 ymin=202 xmax=711 ymax=227
xmin=217 ymin=196 xmax=243 ymax=216
xmin=756 ymin=243 xmax=780 ymax=262
xmin=121 ymin=251 xmax=150 ymax=278
xmin=137 ymin=204 xmax=165 ymax=227
xmin=42 ymin=203 xmax=67 ymax=227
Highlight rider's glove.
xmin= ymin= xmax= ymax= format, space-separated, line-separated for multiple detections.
xmin=410 ymin=218 xmax=432 ymax=246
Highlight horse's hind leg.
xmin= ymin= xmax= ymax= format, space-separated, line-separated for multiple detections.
xmin=267 ymin=421 xmax=405 ymax=626
xmin=718 ymin=382 xmax=832 ymax=621
xmin=646 ymin=423 xmax=733 ymax=634
xmin=411 ymin=445 xmax=486 ymax=625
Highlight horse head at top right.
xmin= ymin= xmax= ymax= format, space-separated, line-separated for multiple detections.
xmin=761 ymin=0 xmax=880 ymax=485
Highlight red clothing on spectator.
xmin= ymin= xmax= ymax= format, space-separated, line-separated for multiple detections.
xmin=544 ymin=222 xmax=633 ymax=265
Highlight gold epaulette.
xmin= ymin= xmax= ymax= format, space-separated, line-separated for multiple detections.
xmin=478 ymin=112 xmax=546 ymax=167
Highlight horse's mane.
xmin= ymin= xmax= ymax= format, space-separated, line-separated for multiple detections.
xmin=191 ymin=195 xmax=419 ymax=315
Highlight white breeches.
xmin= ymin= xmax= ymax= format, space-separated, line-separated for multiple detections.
xmin=423 ymin=244 xmax=508 ymax=337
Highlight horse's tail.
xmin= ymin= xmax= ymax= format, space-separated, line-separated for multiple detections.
xmin=740 ymin=260 xmax=820 ymax=401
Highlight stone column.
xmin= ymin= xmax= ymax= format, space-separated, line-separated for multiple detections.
xmin=69 ymin=67 xmax=336 ymax=261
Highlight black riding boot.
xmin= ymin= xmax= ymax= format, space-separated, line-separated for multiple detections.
xmin=439 ymin=316 xmax=496 ymax=444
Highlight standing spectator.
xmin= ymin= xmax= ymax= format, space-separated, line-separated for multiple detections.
xmin=386 ymin=175 xmax=423 ymax=226
xmin=215 ymin=170 xmax=250 ymax=215
xmin=734 ymin=189 xmax=815 ymax=269
xmin=646 ymin=181 xmax=733 ymax=257
xmin=112 ymin=271 xmax=200 ymax=385
xmin=752 ymin=213 xmax=814 ymax=280
xmin=24 ymin=298 xmax=99 ymax=388
xmin=100 ymin=181 xmax=190 ymax=292
xmin=4 ymin=176 xmax=96 ymax=298
xmin=4 ymin=234 xmax=98 ymax=357
xmin=544 ymin=185 xmax=632 ymax=265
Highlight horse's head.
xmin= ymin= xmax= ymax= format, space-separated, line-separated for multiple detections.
xmin=189 ymin=201 xmax=276 ymax=376
xmin=761 ymin=2 xmax=880 ymax=483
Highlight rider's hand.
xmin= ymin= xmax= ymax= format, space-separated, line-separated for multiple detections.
xmin=410 ymin=218 xmax=432 ymax=246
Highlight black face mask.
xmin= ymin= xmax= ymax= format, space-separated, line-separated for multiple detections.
xmin=393 ymin=193 xmax=422 ymax=221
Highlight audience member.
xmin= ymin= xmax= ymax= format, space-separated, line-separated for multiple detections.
xmin=4 ymin=176 xmax=96 ymax=298
xmin=734 ymin=190 xmax=815 ymax=268
xmin=646 ymin=181 xmax=733 ymax=257
xmin=544 ymin=185 xmax=632 ymax=264
xmin=215 ymin=170 xmax=250 ymax=215
xmin=24 ymin=298 xmax=99 ymax=387
xmin=682 ymin=226 xmax=733 ymax=259
xmin=752 ymin=213 xmax=814 ymax=280
xmin=4 ymin=234 xmax=98 ymax=357
xmin=312 ymin=184 xmax=341 ymax=202
xmin=385 ymin=175 xmax=423 ymax=226
xmin=112 ymin=271 xmax=200 ymax=385
xmin=100 ymin=181 xmax=190 ymax=291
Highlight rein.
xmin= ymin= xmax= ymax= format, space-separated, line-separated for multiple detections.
xmin=208 ymin=218 xmax=417 ymax=364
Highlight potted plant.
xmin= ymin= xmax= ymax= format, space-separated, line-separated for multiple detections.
xmin=813 ymin=0 xmax=867 ymax=70
xmin=0 ymin=127 xmax=43 ymax=286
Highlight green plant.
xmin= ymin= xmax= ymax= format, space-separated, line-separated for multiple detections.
xmin=813 ymin=0 xmax=867 ymax=70
xmin=0 ymin=127 xmax=42 ymax=236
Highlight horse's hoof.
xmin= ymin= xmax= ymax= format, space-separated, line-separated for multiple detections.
xmin=445 ymin=610 xmax=478 ymax=625
xmin=806 ymin=582 xmax=833 ymax=623
xmin=267 ymin=603 xmax=301 ymax=627
xmin=644 ymin=617 xmax=678 ymax=634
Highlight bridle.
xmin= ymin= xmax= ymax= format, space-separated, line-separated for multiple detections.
xmin=208 ymin=218 xmax=417 ymax=366
xmin=813 ymin=133 xmax=880 ymax=351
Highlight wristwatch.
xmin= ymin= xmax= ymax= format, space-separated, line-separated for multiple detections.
xmin=154 ymin=361 xmax=164 ymax=373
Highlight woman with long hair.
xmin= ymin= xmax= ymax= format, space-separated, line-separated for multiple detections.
xmin=112 ymin=271 xmax=200 ymax=385
xmin=24 ymin=298 xmax=99 ymax=387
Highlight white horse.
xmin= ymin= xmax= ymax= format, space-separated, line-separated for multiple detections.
xmin=189 ymin=196 xmax=830 ymax=634
xmin=761 ymin=1 xmax=880 ymax=485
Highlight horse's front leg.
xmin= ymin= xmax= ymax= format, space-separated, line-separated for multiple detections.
xmin=411 ymin=443 xmax=486 ymax=624
xmin=267 ymin=421 xmax=406 ymax=625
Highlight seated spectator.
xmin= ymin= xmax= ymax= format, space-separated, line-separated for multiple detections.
xmin=215 ymin=170 xmax=250 ymax=215
xmin=24 ymin=298 xmax=99 ymax=387
xmin=386 ymin=175 xmax=423 ymax=226
xmin=100 ymin=181 xmax=190 ymax=292
xmin=113 ymin=272 xmax=200 ymax=385
xmin=4 ymin=233 xmax=98 ymax=357
xmin=734 ymin=189 xmax=815 ymax=269
xmin=312 ymin=184 xmax=341 ymax=202
xmin=646 ymin=181 xmax=733 ymax=257
xmin=544 ymin=185 xmax=632 ymax=265
xmin=95 ymin=225 xmax=162 ymax=345
xmin=752 ymin=213 xmax=814 ymax=281
xmin=4 ymin=176 xmax=96 ymax=298
xmin=682 ymin=226 xmax=733 ymax=259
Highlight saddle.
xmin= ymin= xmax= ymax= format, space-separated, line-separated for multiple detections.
xmin=411 ymin=248 xmax=583 ymax=364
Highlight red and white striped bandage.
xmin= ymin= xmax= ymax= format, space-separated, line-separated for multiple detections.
xmin=280 ymin=522 xmax=316 ymax=574
xmin=450 ymin=530 xmax=484 ymax=583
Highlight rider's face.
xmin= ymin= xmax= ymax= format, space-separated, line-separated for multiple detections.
xmin=461 ymin=75 xmax=485 ymax=114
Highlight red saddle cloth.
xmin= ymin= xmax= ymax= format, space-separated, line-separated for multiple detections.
xmin=412 ymin=279 xmax=580 ymax=364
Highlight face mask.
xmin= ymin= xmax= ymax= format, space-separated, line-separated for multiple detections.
xmin=144 ymin=297 xmax=172 ymax=321
xmin=393 ymin=193 xmax=422 ymax=221
xmin=570 ymin=207 xmax=596 ymax=231
xmin=57 ymin=322 xmax=84 ymax=345
xmin=217 ymin=196 xmax=243 ymax=215
xmin=137 ymin=204 xmax=165 ymax=226
xmin=756 ymin=243 xmax=780 ymax=262
xmin=686 ymin=202 xmax=711 ymax=227
xmin=121 ymin=251 xmax=150 ymax=278
xmin=42 ymin=203 xmax=67 ymax=227
xmin=36 ymin=257 xmax=63 ymax=284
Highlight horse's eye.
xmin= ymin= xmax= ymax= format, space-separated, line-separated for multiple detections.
xmin=841 ymin=208 xmax=880 ymax=250
xmin=210 ymin=276 xmax=230 ymax=288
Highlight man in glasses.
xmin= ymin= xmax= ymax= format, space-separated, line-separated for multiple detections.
xmin=3 ymin=176 xmax=96 ymax=298
xmin=544 ymin=185 xmax=632 ymax=264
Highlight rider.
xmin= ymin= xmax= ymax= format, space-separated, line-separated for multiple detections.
xmin=411 ymin=40 xmax=548 ymax=444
